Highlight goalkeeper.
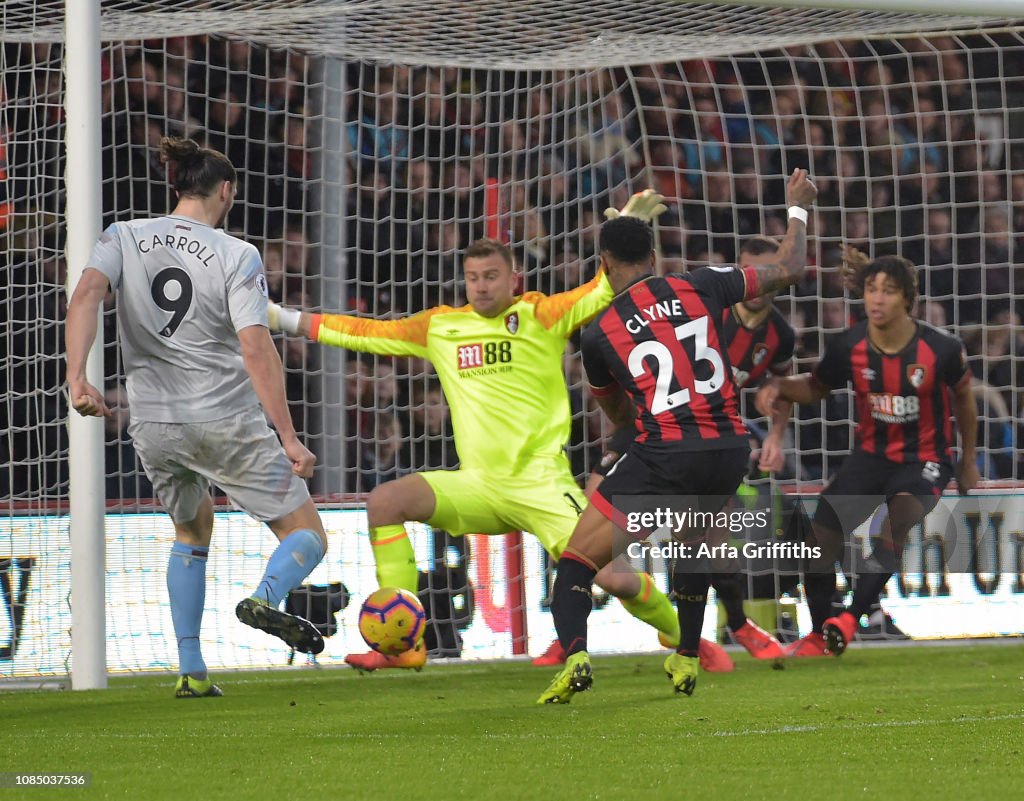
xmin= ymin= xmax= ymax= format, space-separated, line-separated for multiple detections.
xmin=270 ymin=191 xmax=724 ymax=671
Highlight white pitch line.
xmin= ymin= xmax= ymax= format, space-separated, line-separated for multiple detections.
xmin=697 ymin=712 xmax=1024 ymax=738
xmin=7 ymin=713 xmax=1023 ymax=741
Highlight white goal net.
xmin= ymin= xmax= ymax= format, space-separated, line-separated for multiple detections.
xmin=2 ymin=2 xmax=1022 ymax=681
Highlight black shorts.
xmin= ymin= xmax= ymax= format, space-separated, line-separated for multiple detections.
xmin=592 ymin=442 xmax=750 ymax=539
xmin=813 ymin=450 xmax=953 ymax=534
xmin=592 ymin=426 xmax=637 ymax=478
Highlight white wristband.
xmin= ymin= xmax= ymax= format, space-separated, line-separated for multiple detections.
xmin=787 ymin=206 xmax=808 ymax=224
xmin=277 ymin=305 xmax=303 ymax=335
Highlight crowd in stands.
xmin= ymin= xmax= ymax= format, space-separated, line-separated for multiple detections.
xmin=1 ymin=32 xmax=1021 ymax=502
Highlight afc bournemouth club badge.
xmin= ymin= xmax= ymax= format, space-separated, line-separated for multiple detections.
xmin=907 ymin=363 xmax=927 ymax=388
xmin=752 ymin=343 xmax=769 ymax=366
xmin=505 ymin=311 xmax=519 ymax=335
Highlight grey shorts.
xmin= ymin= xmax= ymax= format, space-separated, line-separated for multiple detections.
xmin=129 ymin=406 xmax=310 ymax=524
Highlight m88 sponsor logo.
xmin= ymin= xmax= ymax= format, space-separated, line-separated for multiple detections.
xmin=457 ymin=342 xmax=512 ymax=370
xmin=868 ymin=392 xmax=920 ymax=423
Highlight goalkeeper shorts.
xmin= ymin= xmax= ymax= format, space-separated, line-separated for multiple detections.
xmin=420 ymin=461 xmax=586 ymax=559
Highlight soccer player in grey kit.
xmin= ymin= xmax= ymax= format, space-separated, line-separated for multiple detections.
xmin=66 ymin=137 xmax=329 ymax=698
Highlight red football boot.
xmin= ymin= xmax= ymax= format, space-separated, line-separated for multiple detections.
xmin=823 ymin=611 xmax=858 ymax=656
xmin=784 ymin=631 xmax=829 ymax=658
xmin=345 ymin=642 xmax=427 ymax=672
xmin=697 ymin=638 xmax=735 ymax=673
xmin=659 ymin=631 xmax=735 ymax=673
xmin=531 ymin=639 xmax=567 ymax=667
xmin=732 ymin=619 xmax=786 ymax=661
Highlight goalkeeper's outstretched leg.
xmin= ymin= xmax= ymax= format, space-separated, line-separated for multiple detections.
xmin=342 ymin=474 xmax=437 ymax=671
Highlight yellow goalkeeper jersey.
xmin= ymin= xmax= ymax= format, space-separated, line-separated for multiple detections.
xmin=310 ymin=273 xmax=613 ymax=475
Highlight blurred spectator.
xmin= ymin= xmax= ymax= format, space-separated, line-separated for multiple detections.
xmin=103 ymin=385 xmax=154 ymax=501
xmin=511 ymin=204 xmax=550 ymax=274
xmin=160 ymin=63 xmax=203 ymax=137
xmin=402 ymin=379 xmax=458 ymax=471
xmin=681 ymin=97 xmax=725 ymax=191
xmin=970 ymin=377 xmax=1015 ymax=479
xmin=280 ymin=335 xmax=312 ymax=439
xmin=958 ymin=203 xmax=1018 ymax=323
xmin=346 ymin=74 xmax=409 ymax=171
xmin=414 ymin=221 xmax=462 ymax=310
xmin=548 ymin=243 xmax=586 ymax=294
xmin=918 ymin=299 xmax=948 ymax=329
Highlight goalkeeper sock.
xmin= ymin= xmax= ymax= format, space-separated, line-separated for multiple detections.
xmin=254 ymin=529 xmax=325 ymax=608
xmin=370 ymin=524 xmax=418 ymax=592
xmin=673 ymin=571 xmax=712 ymax=656
xmin=619 ymin=572 xmax=679 ymax=645
xmin=167 ymin=542 xmax=209 ymax=679
xmin=712 ymin=572 xmax=749 ymax=632
xmin=551 ymin=554 xmax=597 ymax=656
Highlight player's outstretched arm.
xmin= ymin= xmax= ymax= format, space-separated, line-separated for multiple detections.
xmin=267 ymin=300 xmax=431 ymax=358
xmin=749 ymin=169 xmax=817 ymax=296
xmin=533 ymin=270 xmax=615 ymax=338
xmin=755 ymin=373 xmax=828 ymax=417
xmin=952 ymin=377 xmax=979 ymax=493
xmin=534 ymin=190 xmax=670 ymax=338
xmin=239 ymin=324 xmax=315 ymax=477
xmin=267 ymin=301 xmax=311 ymax=339
xmin=65 ymin=267 xmax=112 ymax=418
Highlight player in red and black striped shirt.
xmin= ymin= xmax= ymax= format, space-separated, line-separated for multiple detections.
xmin=590 ymin=236 xmax=796 ymax=490
xmin=757 ymin=248 xmax=979 ymax=658
xmin=577 ymin=235 xmax=799 ymax=672
xmin=538 ymin=168 xmax=817 ymax=703
xmin=723 ymin=235 xmax=797 ymax=472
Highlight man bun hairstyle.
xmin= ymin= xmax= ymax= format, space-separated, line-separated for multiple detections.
xmin=600 ymin=216 xmax=653 ymax=265
xmin=160 ymin=136 xmax=236 ymax=198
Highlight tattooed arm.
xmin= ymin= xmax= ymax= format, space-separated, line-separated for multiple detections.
xmin=748 ymin=168 xmax=817 ymax=296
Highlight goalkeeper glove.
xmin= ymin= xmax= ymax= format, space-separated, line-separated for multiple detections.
xmin=267 ymin=300 xmax=302 ymax=335
xmin=603 ymin=189 xmax=668 ymax=222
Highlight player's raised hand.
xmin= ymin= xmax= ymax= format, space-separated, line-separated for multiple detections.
xmin=955 ymin=460 xmax=980 ymax=494
xmin=785 ymin=168 xmax=817 ymax=209
xmin=603 ymin=189 xmax=668 ymax=222
xmin=838 ymin=244 xmax=869 ymax=294
xmin=68 ymin=379 xmax=111 ymax=418
xmin=754 ymin=378 xmax=781 ymax=418
xmin=283 ymin=437 xmax=317 ymax=478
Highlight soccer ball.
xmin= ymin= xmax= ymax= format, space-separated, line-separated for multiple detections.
xmin=357 ymin=587 xmax=426 ymax=656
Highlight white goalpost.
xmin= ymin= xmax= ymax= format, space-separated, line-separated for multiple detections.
xmin=1 ymin=1 xmax=1022 ymax=689
xmin=64 ymin=0 xmax=106 ymax=691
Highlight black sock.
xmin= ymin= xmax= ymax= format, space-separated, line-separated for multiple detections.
xmin=849 ymin=572 xmax=894 ymax=620
xmin=551 ymin=556 xmax=596 ymax=656
xmin=850 ymin=540 xmax=900 ymax=620
xmin=803 ymin=571 xmax=837 ymax=632
xmin=673 ymin=571 xmax=712 ymax=656
xmin=712 ymin=572 xmax=747 ymax=632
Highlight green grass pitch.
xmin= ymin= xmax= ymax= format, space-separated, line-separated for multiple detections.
xmin=2 ymin=644 xmax=1022 ymax=800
